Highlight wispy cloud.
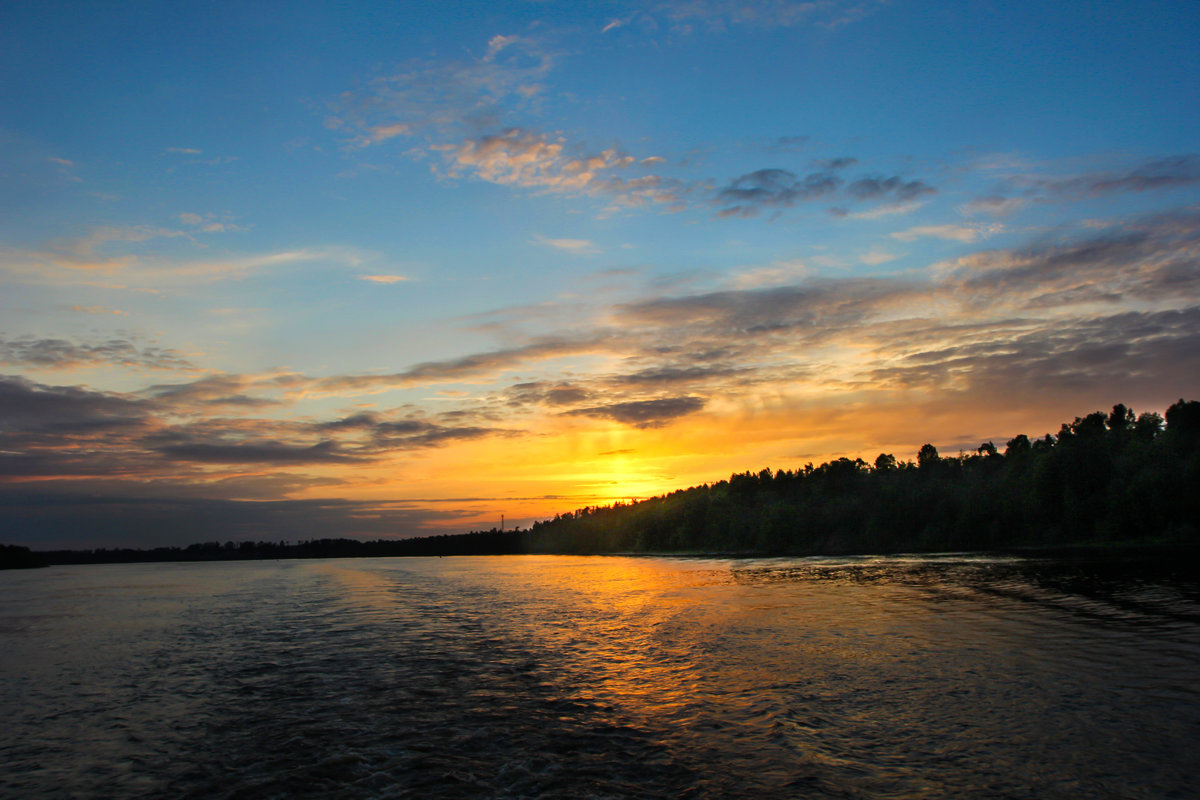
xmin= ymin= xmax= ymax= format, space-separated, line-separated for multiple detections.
xmin=657 ymin=0 xmax=889 ymax=32
xmin=892 ymin=223 xmax=1004 ymax=243
xmin=531 ymin=235 xmax=599 ymax=254
xmin=1 ymin=231 xmax=349 ymax=286
xmin=968 ymin=154 xmax=1200 ymax=215
xmin=69 ymin=305 xmax=127 ymax=315
xmin=358 ymin=274 xmax=410 ymax=284
xmin=0 ymin=337 xmax=195 ymax=371
xmin=563 ymin=396 xmax=706 ymax=428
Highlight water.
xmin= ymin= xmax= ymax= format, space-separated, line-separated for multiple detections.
xmin=1 ymin=554 xmax=1197 ymax=799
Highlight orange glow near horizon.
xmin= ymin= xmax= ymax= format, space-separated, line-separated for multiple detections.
xmin=271 ymin=389 xmax=1146 ymax=535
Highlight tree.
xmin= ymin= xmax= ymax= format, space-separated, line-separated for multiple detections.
xmin=917 ymin=443 xmax=940 ymax=469
xmin=1107 ymin=403 xmax=1135 ymax=432
xmin=1005 ymin=434 xmax=1031 ymax=457
xmin=1134 ymin=411 xmax=1164 ymax=440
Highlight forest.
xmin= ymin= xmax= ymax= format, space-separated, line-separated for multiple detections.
xmin=11 ymin=398 xmax=1199 ymax=567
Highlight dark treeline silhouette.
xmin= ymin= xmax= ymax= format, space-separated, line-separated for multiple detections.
xmin=514 ymin=399 xmax=1200 ymax=555
xmin=36 ymin=530 xmax=525 ymax=565
xmin=0 ymin=543 xmax=46 ymax=569
xmin=15 ymin=399 xmax=1199 ymax=565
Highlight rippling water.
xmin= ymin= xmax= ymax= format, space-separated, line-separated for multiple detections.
xmin=2 ymin=554 xmax=1198 ymax=799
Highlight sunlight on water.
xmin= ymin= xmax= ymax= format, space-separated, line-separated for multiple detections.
xmin=2 ymin=555 xmax=1198 ymax=798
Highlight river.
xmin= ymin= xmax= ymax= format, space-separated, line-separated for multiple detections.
xmin=2 ymin=554 xmax=1197 ymax=798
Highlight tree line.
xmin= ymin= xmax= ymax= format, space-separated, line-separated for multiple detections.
xmin=514 ymin=399 xmax=1199 ymax=555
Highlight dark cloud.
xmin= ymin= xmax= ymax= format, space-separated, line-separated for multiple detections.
xmin=153 ymin=439 xmax=359 ymax=464
xmin=766 ymin=135 xmax=809 ymax=153
xmin=373 ymin=420 xmax=494 ymax=446
xmin=715 ymin=167 xmax=935 ymax=217
xmin=147 ymin=375 xmax=280 ymax=409
xmin=867 ymin=308 xmax=1200 ymax=407
xmin=846 ymin=175 xmax=936 ymax=203
xmin=618 ymin=278 xmax=918 ymax=337
xmin=1043 ymin=155 xmax=1200 ymax=199
xmin=969 ymin=154 xmax=1200 ymax=214
xmin=812 ymin=157 xmax=858 ymax=170
xmin=314 ymin=412 xmax=378 ymax=431
xmin=715 ymin=168 xmax=840 ymax=217
xmin=947 ymin=209 xmax=1200 ymax=306
xmin=658 ymin=0 xmax=888 ymax=32
xmin=563 ymin=396 xmax=705 ymax=428
xmin=608 ymin=365 xmax=745 ymax=387
xmin=316 ymin=337 xmax=612 ymax=392
xmin=315 ymin=412 xmax=499 ymax=449
xmin=506 ymin=381 xmax=593 ymax=408
xmin=0 ymin=375 xmax=148 ymax=433
xmin=0 ymin=337 xmax=194 ymax=371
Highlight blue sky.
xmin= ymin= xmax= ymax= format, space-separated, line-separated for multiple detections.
xmin=2 ymin=0 xmax=1199 ymax=547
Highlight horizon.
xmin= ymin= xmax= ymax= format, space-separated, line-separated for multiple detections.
xmin=3 ymin=1 xmax=1200 ymax=549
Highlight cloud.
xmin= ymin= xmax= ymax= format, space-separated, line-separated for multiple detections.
xmin=941 ymin=209 xmax=1200 ymax=307
xmin=714 ymin=167 xmax=936 ymax=218
xmin=846 ymin=175 xmax=937 ymax=203
xmin=966 ymin=154 xmax=1200 ymax=215
xmin=0 ymin=233 xmax=342 ymax=285
xmin=859 ymin=250 xmax=897 ymax=265
xmin=505 ymin=381 xmax=593 ymax=407
xmin=728 ymin=258 xmax=811 ymax=288
xmin=147 ymin=375 xmax=283 ymax=409
xmin=438 ymin=128 xmax=637 ymax=192
xmin=153 ymin=439 xmax=359 ymax=464
xmin=332 ymin=35 xmax=555 ymax=143
xmin=766 ymin=135 xmax=809 ymax=153
xmin=532 ymin=235 xmax=599 ymax=254
xmin=963 ymin=195 xmax=1029 ymax=216
xmin=315 ymin=336 xmax=617 ymax=393
xmin=715 ymin=167 xmax=840 ymax=217
xmin=0 ymin=375 xmax=149 ymax=434
xmin=176 ymin=212 xmax=247 ymax=233
xmin=332 ymin=36 xmax=685 ymax=208
xmin=69 ymin=305 xmax=127 ymax=315
xmin=358 ymin=274 xmax=410 ymax=284
xmin=811 ymin=156 xmax=858 ymax=170
xmin=166 ymin=147 xmax=202 ymax=154
xmin=0 ymin=337 xmax=195 ymax=371
xmin=563 ymin=396 xmax=706 ymax=428
xmin=865 ymin=308 xmax=1200 ymax=404
xmin=314 ymin=412 xmax=499 ymax=449
xmin=1040 ymin=155 xmax=1200 ymax=200
xmin=658 ymin=1 xmax=887 ymax=31
xmin=363 ymin=123 xmax=411 ymax=144
xmin=892 ymin=223 xmax=1004 ymax=243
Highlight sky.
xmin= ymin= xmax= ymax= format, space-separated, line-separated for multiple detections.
xmin=2 ymin=0 xmax=1199 ymax=548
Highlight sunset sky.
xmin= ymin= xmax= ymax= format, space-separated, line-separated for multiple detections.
xmin=3 ymin=1 xmax=1199 ymax=548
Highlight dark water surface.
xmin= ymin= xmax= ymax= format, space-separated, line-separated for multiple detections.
xmin=2 ymin=555 xmax=1198 ymax=799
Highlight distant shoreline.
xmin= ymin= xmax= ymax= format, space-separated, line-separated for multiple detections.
xmin=10 ymin=536 xmax=1198 ymax=569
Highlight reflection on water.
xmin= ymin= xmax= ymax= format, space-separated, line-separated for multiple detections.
xmin=2 ymin=554 xmax=1198 ymax=798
